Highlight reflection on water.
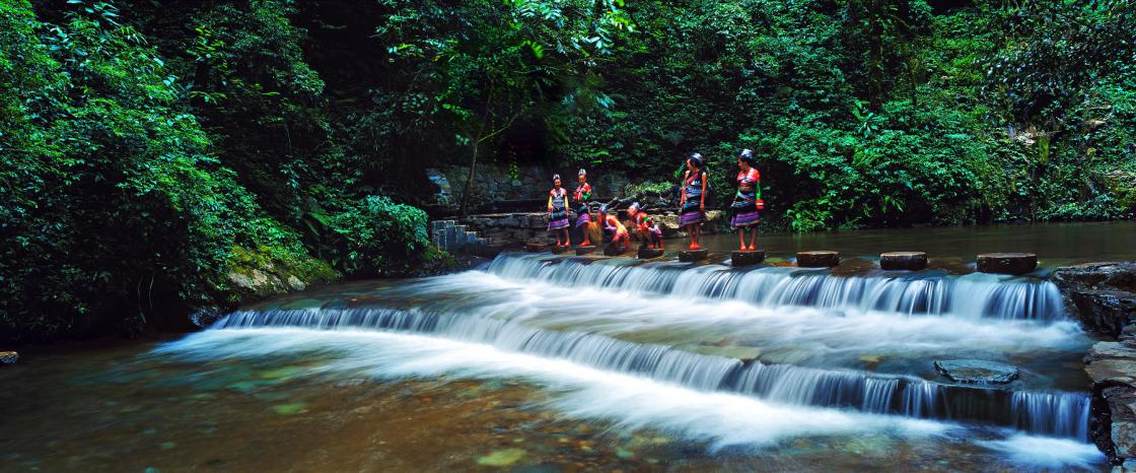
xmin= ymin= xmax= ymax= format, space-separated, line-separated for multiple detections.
xmin=688 ymin=221 xmax=1136 ymax=266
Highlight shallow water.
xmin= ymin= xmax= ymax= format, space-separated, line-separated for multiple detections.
xmin=3 ymin=222 xmax=1126 ymax=472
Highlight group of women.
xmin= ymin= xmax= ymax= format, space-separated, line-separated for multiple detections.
xmin=547 ymin=149 xmax=764 ymax=252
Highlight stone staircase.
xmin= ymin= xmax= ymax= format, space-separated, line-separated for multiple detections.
xmin=431 ymin=219 xmax=491 ymax=254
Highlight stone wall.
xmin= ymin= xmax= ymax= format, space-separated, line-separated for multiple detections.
xmin=429 ymin=163 xmax=630 ymax=214
xmin=1054 ymin=262 xmax=1136 ymax=470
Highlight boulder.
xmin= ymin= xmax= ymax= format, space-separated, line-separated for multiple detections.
xmin=976 ymin=252 xmax=1037 ymax=275
xmin=1053 ymin=262 xmax=1136 ymax=338
xmin=797 ymin=251 xmax=839 ymax=268
xmin=731 ymin=250 xmax=766 ymax=267
xmin=880 ymin=251 xmax=927 ymax=271
xmin=638 ymin=247 xmax=665 ymax=259
xmin=0 ymin=351 xmax=17 ymax=365
xmin=933 ymin=359 xmax=1020 ymax=384
xmin=679 ymin=248 xmax=708 ymax=262
xmin=1085 ymin=341 xmax=1136 ymax=467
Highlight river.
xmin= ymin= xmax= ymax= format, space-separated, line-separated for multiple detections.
xmin=3 ymin=222 xmax=1130 ymax=472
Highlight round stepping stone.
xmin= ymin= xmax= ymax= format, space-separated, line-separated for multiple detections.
xmin=575 ymin=245 xmax=596 ymax=256
xmin=679 ymin=248 xmax=708 ymax=262
xmin=731 ymin=250 xmax=766 ymax=267
xmin=525 ymin=240 xmax=550 ymax=252
xmin=880 ymin=251 xmax=928 ymax=271
xmin=638 ymin=247 xmax=665 ymax=259
xmin=933 ymin=359 xmax=1020 ymax=384
xmin=976 ymin=253 xmax=1037 ymax=275
xmin=797 ymin=250 xmax=839 ymax=268
xmin=0 ymin=351 xmax=17 ymax=365
xmin=604 ymin=244 xmax=628 ymax=256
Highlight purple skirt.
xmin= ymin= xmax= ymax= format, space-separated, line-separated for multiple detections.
xmin=678 ymin=211 xmax=703 ymax=227
xmin=575 ymin=212 xmax=591 ymax=228
xmin=548 ymin=217 xmax=570 ymax=231
xmin=731 ymin=211 xmax=760 ymax=229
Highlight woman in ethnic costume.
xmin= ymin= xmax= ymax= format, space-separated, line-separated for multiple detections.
xmin=627 ymin=202 xmax=663 ymax=249
xmin=598 ymin=204 xmax=630 ymax=253
xmin=678 ymin=153 xmax=708 ymax=250
xmin=731 ymin=149 xmax=764 ymax=251
xmin=573 ymin=169 xmax=594 ymax=246
xmin=546 ymin=174 xmax=571 ymax=248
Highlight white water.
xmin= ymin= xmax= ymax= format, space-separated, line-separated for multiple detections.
xmin=486 ymin=253 xmax=1067 ymax=321
xmin=156 ymin=328 xmax=1103 ymax=470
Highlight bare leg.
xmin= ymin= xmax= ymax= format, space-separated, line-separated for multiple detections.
xmin=748 ymin=227 xmax=757 ymax=251
xmin=737 ymin=229 xmax=746 ymax=251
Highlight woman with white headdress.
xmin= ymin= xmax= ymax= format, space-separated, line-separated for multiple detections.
xmin=573 ymin=169 xmax=594 ymax=246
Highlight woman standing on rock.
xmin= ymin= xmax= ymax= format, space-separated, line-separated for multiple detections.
xmin=731 ymin=149 xmax=764 ymax=251
xmin=573 ymin=169 xmax=594 ymax=247
xmin=547 ymin=174 xmax=571 ymax=248
xmin=679 ymin=153 xmax=708 ymax=250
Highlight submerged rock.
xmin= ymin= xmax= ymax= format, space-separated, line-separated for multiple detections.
xmin=933 ymin=359 xmax=1020 ymax=384
xmin=477 ymin=448 xmax=527 ymax=467
xmin=1053 ymin=262 xmax=1136 ymax=338
xmin=0 ymin=351 xmax=17 ymax=365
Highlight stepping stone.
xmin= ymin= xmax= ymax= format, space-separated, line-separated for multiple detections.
xmin=0 ymin=351 xmax=17 ymax=365
xmin=525 ymin=240 xmax=551 ymax=252
xmin=551 ymin=245 xmax=569 ymax=254
xmin=638 ymin=247 xmax=665 ymax=259
xmin=731 ymin=250 xmax=766 ymax=267
xmin=880 ymin=251 xmax=928 ymax=271
xmin=933 ymin=359 xmax=1020 ymax=384
xmin=797 ymin=250 xmax=839 ymax=268
xmin=976 ymin=253 xmax=1037 ymax=275
xmin=575 ymin=245 xmax=596 ymax=256
xmin=604 ymin=245 xmax=628 ymax=256
xmin=678 ymin=248 xmax=708 ymax=262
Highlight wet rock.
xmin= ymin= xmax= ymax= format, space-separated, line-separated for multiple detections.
xmin=526 ymin=239 xmax=551 ymax=252
xmin=1085 ymin=340 xmax=1136 ymax=467
xmin=638 ymin=247 xmax=664 ymax=259
xmin=576 ymin=245 xmax=596 ymax=256
xmin=604 ymin=244 xmax=628 ymax=256
xmin=1053 ymin=262 xmax=1136 ymax=338
xmin=797 ymin=251 xmax=839 ymax=268
xmin=933 ymin=359 xmax=1020 ymax=384
xmin=880 ymin=251 xmax=928 ymax=271
xmin=678 ymin=248 xmax=708 ymax=262
xmin=731 ymin=250 xmax=765 ymax=267
xmin=0 ymin=351 xmax=18 ymax=365
xmin=976 ymin=252 xmax=1037 ymax=275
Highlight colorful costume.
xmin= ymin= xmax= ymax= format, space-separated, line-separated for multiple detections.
xmin=603 ymin=214 xmax=630 ymax=246
xmin=635 ymin=212 xmax=663 ymax=246
xmin=730 ymin=168 xmax=761 ymax=230
xmin=547 ymin=187 xmax=570 ymax=231
xmin=679 ymin=171 xmax=705 ymax=226
xmin=573 ymin=182 xmax=592 ymax=228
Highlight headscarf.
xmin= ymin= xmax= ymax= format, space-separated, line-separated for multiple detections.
xmin=578 ymin=168 xmax=587 ymax=177
xmin=552 ymin=174 xmax=561 ymax=181
xmin=688 ymin=152 xmax=704 ymax=170
xmin=599 ymin=204 xmax=609 ymax=215
xmin=738 ymin=149 xmax=756 ymax=167
xmin=628 ymin=202 xmax=640 ymax=213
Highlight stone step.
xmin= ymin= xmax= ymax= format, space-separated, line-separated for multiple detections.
xmin=798 ymin=250 xmax=840 ymax=268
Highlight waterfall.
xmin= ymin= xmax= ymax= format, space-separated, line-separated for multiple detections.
xmin=485 ymin=253 xmax=1067 ymax=321
xmin=215 ymin=307 xmax=1089 ymax=440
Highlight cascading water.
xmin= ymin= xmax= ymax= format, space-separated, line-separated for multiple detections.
xmin=215 ymin=306 xmax=1090 ymax=440
xmin=186 ymin=249 xmax=1098 ymax=468
xmin=485 ymin=253 xmax=1067 ymax=321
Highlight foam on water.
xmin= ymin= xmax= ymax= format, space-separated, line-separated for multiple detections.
xmin=156 ymin=327 xmax=946 ymax=449
xmin=977 ymin=434 xmax=1105 ymax=471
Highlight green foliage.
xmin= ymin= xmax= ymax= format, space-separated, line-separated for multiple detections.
xmin=328 ymin=196 xmax=445 ymax=277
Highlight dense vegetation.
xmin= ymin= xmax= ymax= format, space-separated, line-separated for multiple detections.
xmin=2 ymin=0 xmax=1134 ymax=342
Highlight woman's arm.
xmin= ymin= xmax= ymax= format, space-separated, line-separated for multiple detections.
xmin=699 ymin=172 xmax=707 ymax=210
xmin=547 ymin=192 xmax=553 ymax=212
xmin=680 ymin=171 xmax=689 ymax=205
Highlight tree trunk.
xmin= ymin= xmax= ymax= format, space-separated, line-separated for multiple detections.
xmin=460 ymin=140 xmax=480 ymax=217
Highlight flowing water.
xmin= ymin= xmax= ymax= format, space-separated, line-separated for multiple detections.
xmin=5 ymin=223 xmax=1131 ymax=472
